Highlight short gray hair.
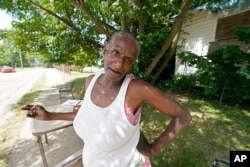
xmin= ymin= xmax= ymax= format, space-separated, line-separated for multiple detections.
xmin=106 ymin=30 xmax=141 ymax=57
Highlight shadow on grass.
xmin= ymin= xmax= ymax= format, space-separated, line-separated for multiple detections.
xmin=140 ymin=93 xmax=250 ymax=167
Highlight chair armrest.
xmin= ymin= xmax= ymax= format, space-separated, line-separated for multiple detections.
xmin=213 ymin=158 xmax=230 ymax=167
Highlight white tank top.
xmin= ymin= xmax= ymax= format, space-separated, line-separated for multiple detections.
xmin=73 ymin=71 xmax=141 ymax=167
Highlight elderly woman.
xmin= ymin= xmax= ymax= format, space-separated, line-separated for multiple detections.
xmin=23 ymin=31 xmax=192 ymax=167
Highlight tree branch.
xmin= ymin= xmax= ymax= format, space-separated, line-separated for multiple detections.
xmin=64 ymin=7 xmax=74 ymax=26
xmin=29 ymin=0 xmax=102 ymax=49
xmin=28 ymin=0 xmax=74 ymax=27
xmin=69 ymin=0 xmax=112 ymax=37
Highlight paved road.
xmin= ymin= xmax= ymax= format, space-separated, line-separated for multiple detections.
xmin=0 ymin=68 xmax=45 ymax=125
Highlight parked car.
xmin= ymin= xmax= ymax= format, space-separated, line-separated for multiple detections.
xmin=1 ymin=66 xmax=15 ymax=73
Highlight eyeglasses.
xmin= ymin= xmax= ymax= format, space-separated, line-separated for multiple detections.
xmin=107 ymin=50 xmax=135 ymax=65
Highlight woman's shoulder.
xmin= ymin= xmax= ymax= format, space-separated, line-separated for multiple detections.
xmin=128 ymin=75 xmax=161 ymax=98
xmin=128 ymin=76 xmax=150 ymax=88
xmin=128 ymin=76 xmax=152 ymax=95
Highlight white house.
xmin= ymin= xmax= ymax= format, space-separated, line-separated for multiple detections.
xmin=176 ymin=3 xmax=250 ymax=75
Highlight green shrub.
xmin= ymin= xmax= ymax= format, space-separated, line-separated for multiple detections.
xmin=167 ymin=74 xmax=197 ymax=93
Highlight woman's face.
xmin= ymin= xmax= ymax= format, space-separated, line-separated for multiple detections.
xmin=102 ymin=36 xmax=138 ymax=81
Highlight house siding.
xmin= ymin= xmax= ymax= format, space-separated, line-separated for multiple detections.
xmin=176 ymin=6 xmax=250 ymax=74
xmin=180 ymin=11 xmax=217 ymax=56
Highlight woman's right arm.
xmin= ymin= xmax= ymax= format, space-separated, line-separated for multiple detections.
xmin=22 ymin=74 xmax=94 ymax=121
xmin=24 ymin=103 xmax=79 ymax=121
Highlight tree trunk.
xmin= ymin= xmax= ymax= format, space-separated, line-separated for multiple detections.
xmin=144 ymin=0 xmax=193 ymax=77
xmin=219 ymin=81 xmax=228 ymax=105
xmin=121 ymin=17 xmax=126 ymax=30
xmin=131 ymin=0 xmax=145 ymax=35
xmin=19 ymin=50 xmax=23 ymax=68
xmin=151 ymin=30 xmax=181 ymax=83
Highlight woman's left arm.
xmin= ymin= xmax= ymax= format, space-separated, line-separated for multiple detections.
xmin=134 ymin=80 xmax=192 ymax=156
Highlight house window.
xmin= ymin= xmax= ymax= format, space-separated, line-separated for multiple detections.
xmin=215 ymin=10 xmax=250 ymax=41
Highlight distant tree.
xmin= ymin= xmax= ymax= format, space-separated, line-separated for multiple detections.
xmin=0 ymin=29 xmax=41 ymax=67
xmin=0 ymin=43 xmax=9 ymax=66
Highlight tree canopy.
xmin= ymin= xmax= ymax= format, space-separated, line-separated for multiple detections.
xmin=0 ymin=0 xmax=231 ymax=81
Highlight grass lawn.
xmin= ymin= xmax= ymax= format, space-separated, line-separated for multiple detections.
xmin=140 ymin=93 xmax=250 ymax=167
